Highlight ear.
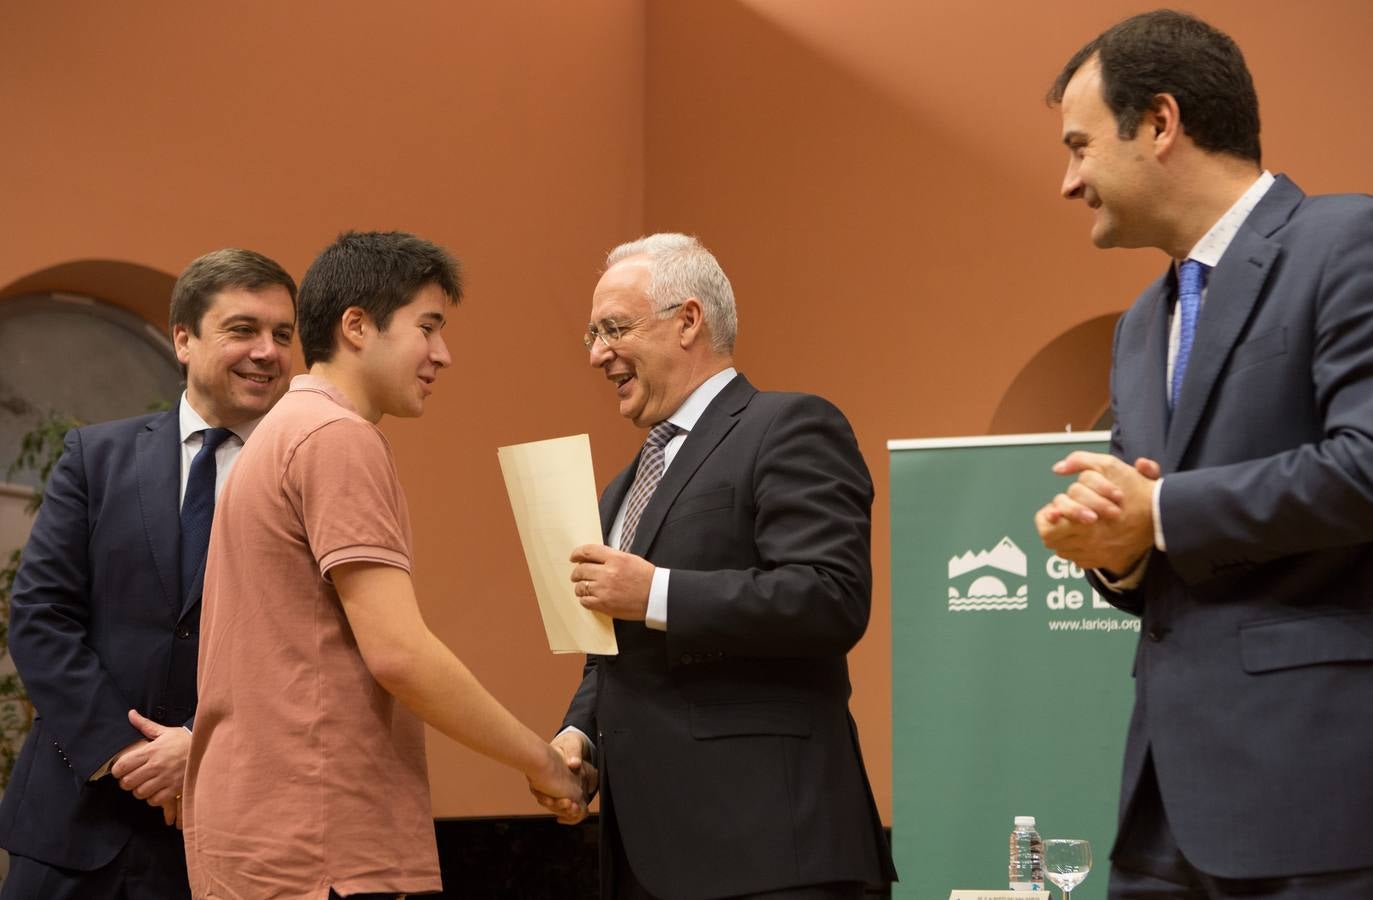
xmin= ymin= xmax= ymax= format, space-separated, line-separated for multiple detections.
xmin=172 ymin=323 xmax=192 ymax=366
xmin=676 ymin=298 xmax=707 ymax=350
xmin=1147 ymin=92 xmax=1182 ymax=159
xmin=338 ymin=306 xmax=370 ymax=353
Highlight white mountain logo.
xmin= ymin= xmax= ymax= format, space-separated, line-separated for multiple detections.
xmin=947 ymin=537 xmax=1028 ymax=611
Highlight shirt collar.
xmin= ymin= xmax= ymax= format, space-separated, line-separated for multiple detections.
xmin=664 ymin=367 xmax=738 ymax=434
xmin=178 ymin=391 xmax=260 ymax=445
xmin=287 ymin=373 xmax=362 ymax=416
xmin=1185 ymin=170 xmax=1276 ymax=268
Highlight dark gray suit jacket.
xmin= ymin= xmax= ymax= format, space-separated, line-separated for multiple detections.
xmin=0 ymin=408 xmax=201 ymax=870
xmin=563 ymin=374 xmax=896 ymax=899
xmin=1101 ymin=175 xmax=1373 ymax=878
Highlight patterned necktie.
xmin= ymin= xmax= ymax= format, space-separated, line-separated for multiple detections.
xmin=618 ymin=421 xmax=681 ymax=552
xmin=180 ymin=427 xmax=234 ymax=597
xmin=1171 ymin=259 xmax=1208 ymax=408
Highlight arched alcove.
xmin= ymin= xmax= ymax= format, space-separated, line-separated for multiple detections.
xmin=0 ymin=260 xmax=182 ymax=488
xmin=988 ymin=313 xmax=1120 ymax=434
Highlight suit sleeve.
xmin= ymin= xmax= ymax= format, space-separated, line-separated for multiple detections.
xmin=666 ymin=394 xmax=874 ymax=658
xmin=8 ymin=429 xmax=141 ymax=780
xmin=1161 ymin=207 xmax=1373 ymax=584
xmin=560 ymin=655 xmax=599 ymax=739
xmin=1089 ymin=312 xmax=1148 ymax=615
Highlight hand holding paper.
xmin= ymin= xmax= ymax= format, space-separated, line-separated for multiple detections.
xmin=570 ymin=544 xmax=654 ymax=621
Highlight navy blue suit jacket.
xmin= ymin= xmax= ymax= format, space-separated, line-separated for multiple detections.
xmin=1100 ymin=176 xmax=1373 ymax=878
xmin=562 ymin=374 xmax=896 ymax=899
xmin=0 ymin=407 xmax=201 ymax=869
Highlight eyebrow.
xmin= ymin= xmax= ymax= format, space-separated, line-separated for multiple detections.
xmin=220 ymin=314 xmax=293 ymax=330
xmin=419 ymin=311 xmax=447 ymax=328
xmin=1062 ymin=130 xmax=1087 ymax=147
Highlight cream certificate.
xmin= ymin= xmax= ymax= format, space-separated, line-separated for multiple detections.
xmin=498 ymin=434 xmax=618 ymax=654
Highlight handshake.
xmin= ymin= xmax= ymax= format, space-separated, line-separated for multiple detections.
xmin=528 ymin=731 xmax=599 ymax=825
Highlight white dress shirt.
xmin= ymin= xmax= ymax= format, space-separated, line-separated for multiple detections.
xmin=1105 ymin=172 xmax=1274 ymax=589
xmin=607 ymin=367 xmax=737 ymax=630
xmin=178 ymin=392 xmax=259 ymax=508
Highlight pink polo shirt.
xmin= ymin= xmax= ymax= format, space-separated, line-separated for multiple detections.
xmin=185 ymin=375 xmax=440 ymax=899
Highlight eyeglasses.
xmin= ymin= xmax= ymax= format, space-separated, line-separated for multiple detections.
xmin=582 ymin=303 xmax=682 ymax=350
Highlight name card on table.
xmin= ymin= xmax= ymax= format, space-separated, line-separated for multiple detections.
xmin=950 ymin=892 xmax=1042 ymax=900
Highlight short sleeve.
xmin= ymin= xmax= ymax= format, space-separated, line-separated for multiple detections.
xmin=283 ymin=418 xmax=411 ymax=580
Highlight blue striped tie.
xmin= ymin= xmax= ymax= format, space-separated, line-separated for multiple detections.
xmin=181 ymin=427 xmax=234 ymax=598
xmin=1172 ymin=259 xmax=1208 ymax=408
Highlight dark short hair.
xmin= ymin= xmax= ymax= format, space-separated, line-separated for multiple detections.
xmin=169 ymin=248 xmax=297 ymax=336
xmin=1048 ymin=9 xmax=1261 ymax=164
xmin=296 ymin=231 xmax=463 ymax=367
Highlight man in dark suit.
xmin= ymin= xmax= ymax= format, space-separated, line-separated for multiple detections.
xmin=1035 ymin=11 xmax=1373 ymax=899
xmin=535 ymin=234 xmax=895 ymax=899
xmin=0 ymin=249 xmax=296 ymax=898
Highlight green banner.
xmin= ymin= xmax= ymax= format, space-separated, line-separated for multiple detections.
xmin=889 ymin=433 xmax=1137 ymax=900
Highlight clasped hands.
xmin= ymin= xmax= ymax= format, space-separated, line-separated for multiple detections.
xmin=1034 ymin=451 xmax=1160 ymax=574
xmin=110 ymin=709 xmax=189 ymax=828
xmin=529 ymin=731 xmax=599 ymax=825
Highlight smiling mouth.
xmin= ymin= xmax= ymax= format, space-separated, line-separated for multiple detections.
xmin=235 ymin=372 xmax=274 ymax=385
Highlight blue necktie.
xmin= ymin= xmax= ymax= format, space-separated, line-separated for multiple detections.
xmin=1171 ymin=259 xmax=1208 ymax=408
xmin=180 ymin=427 xmax=234 ymax=598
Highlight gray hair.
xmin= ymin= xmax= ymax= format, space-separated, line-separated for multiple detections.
xmin=605 ymin=233 xmax=737 ymax=354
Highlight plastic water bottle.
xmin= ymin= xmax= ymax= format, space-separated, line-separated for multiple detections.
xmin=1008 ymin=815 xmax=1045 ymax=891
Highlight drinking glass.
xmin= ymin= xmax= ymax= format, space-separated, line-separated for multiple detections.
xmin=1043 ymin=838 xmax=1092 ymax=899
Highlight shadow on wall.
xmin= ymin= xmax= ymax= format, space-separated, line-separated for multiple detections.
xmin=988 ymin=313 xmax=1119 ymax=434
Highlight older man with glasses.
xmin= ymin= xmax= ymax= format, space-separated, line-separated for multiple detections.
xmin=532 ymin=233 xmax=897 ymax=900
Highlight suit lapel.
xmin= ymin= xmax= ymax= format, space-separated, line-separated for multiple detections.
xmin=600 ymin=464 xmax=635 ymax=541
xmin=626 ymin=374 xmax=754 ymax=556
xmin=136 ymin=410 xmax=181 ymax=611
xmin=1131 ymin=275 xmax=1172 ymax=462
xmin=1164 ymin=178 xmax=1299 ymax=470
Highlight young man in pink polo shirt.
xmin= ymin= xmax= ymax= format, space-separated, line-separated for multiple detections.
xmin=184 ymin=231 xmax=582 ymax=899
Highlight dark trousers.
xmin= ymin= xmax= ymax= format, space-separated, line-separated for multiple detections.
xmin=609 ymin=814 xmax=864 ymax=900
xmin=0 ymin=825 xmax=189 ymax=900
xmin=1109 ymin=755 xmax=1373 ymax=900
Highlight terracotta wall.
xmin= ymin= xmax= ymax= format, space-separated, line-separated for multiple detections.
xmin=3 ymin=0 xmax=1371 ymax=821
xmin=640 ymin=0 xmax=1373 ymax=823
xmin=0 ymin=0 xmax=645 ymax=818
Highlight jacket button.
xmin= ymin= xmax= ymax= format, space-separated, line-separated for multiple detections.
xmin=176 ymin=625 xmax=193 ymax=639
xmin=1148 ymin=629 xmax=1163 ymax=642
xmin=155 ymin=705 xmax=167 ymax=720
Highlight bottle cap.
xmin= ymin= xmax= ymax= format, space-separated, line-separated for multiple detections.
xmin=1014 ymin=816 xmax=1036 ymax=826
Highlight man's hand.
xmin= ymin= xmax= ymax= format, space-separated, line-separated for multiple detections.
xmin=111 ymin=709 xmax=190 ymax=824
xmin=527 ymin=738 xmax=590 ymax=825
xmin=555 ymin=730 xmax=598 ymax=803
xmin=1035 ymin=452 xmax=1159 ymax=572
xmin=570 ymin=544 xmax=654 ymax=621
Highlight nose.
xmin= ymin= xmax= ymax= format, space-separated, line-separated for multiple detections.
xmin=1061 ymin=158 xmax=1084 ymax=200
xmin=248 ymin=331 xmax=275 ymax=360
xmin=432 ymin=334 xmax=452 ymax=368
xmin=588 ymin=337 xmax=612 ymax=368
